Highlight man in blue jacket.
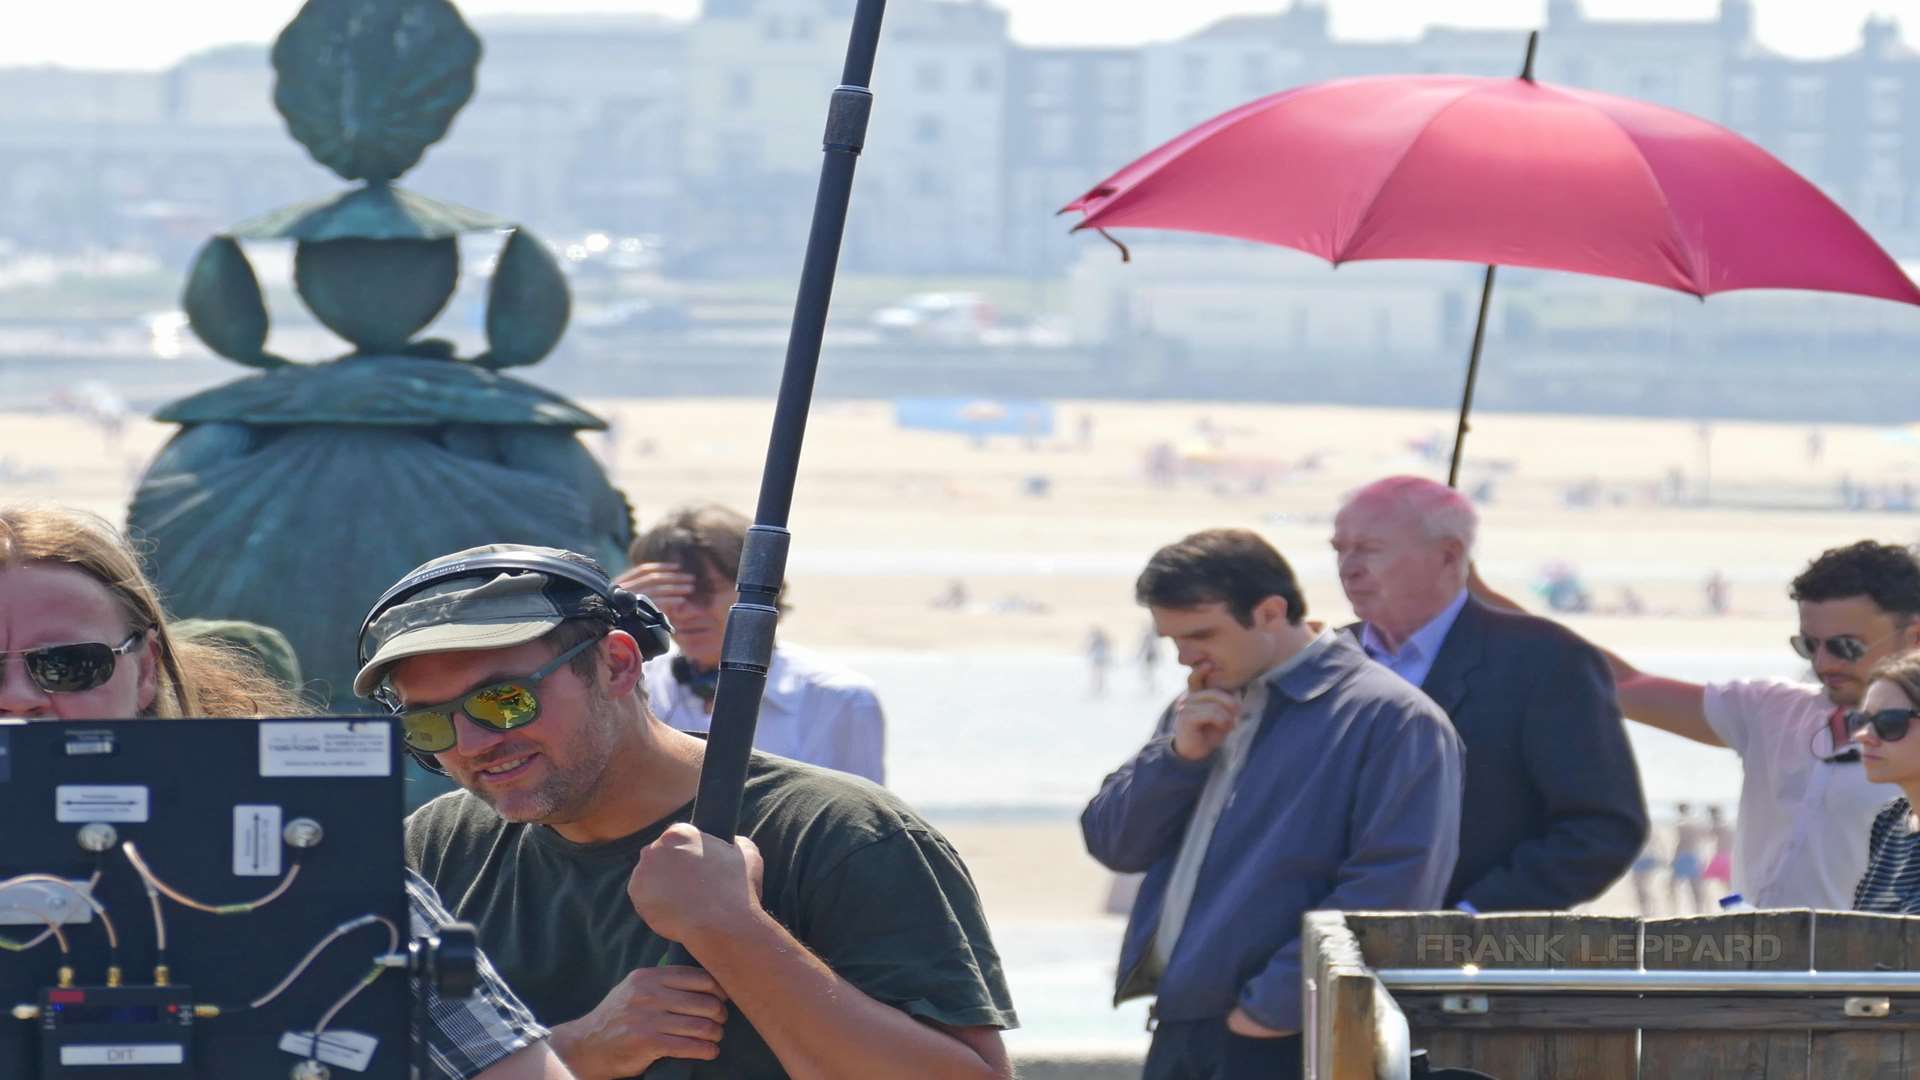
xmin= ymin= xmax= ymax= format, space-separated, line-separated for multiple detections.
xmin=1083 ymin=528 xmax=1463 ymax=1080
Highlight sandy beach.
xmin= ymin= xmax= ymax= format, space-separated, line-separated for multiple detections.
xmin=14 ymin=396 xmax=1914 ymax=656
xmin=2 ymin=394 xmax=1907 ymax=1048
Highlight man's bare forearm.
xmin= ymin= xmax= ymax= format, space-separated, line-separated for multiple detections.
xmin=689 ymin=910 xmax=1009 ymax=1080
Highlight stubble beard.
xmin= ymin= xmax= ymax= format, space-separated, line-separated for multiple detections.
xmin=474 ymin=688 xmax=621 ymax=825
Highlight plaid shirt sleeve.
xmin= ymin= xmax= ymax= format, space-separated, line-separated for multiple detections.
xmin=406 ymin=869 xmax=551 ymax=1080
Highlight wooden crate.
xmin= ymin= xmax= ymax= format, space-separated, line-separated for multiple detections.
xmin=1309 ymin=910 xmax=1920 ymax=1080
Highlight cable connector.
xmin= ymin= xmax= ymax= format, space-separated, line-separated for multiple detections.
xmin=106 ymin=965 xmax=123 ymax=988
xmin=153 ymin=964 xmax=171 ymax=987
xmin=56 ymin=966 xmax=74 ymax=989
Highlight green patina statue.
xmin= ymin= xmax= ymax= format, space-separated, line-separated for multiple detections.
xmin=128 ymin=0 xmax=632 ymax=711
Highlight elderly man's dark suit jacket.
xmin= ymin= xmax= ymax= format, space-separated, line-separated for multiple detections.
xmin=1352 ymin=596 xmax=1648 ymax=911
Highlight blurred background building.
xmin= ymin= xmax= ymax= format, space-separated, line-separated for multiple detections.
xmin=3 ymin=0 xmax=1920 ymax=420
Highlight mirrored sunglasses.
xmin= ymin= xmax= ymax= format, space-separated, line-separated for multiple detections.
xmin=1789 ymin=633 xmax=1874 ymax=662
xmin=390 ymin=632 xmax=604 ymax=753
xmin=1 ymin=632 xmax=144 ymax=694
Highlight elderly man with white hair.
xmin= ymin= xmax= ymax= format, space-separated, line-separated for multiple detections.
xmin=1332 ymin=476 xmax=1648 ymax=912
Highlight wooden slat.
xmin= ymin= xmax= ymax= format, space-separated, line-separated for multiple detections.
xmin=1809 ymin=911 xmax=1913 ymax=1079
xmin=1349 ymin=910 xmax=1478 ymax=1067
xmin=1303 ymin=910 xmax=1381 ymax=1080
xmin=1395 ymin=993 xmax=1920 ymax=1031
xmin=1544 ymin=914 xmax=1640 ymax=1079
xmin=1756 ymin=912 xmax=1816 ymax=1080
xmin=1327 ymin=971 xmax=1379 ymax=1080
xmin=1638 ymin=910 xmax=1812 ymax=1080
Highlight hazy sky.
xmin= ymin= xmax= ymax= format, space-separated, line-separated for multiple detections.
xmin=6 ymin=0 xmax=1920 ymax=69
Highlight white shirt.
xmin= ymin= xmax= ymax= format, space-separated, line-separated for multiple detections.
xmin=1703 ymin=678 xmax=1900 ymax=908
xmin=1359 ymin=589 xmax=1470 ymax=691
xmin=644 ymin=643 xmax=887 ymax=784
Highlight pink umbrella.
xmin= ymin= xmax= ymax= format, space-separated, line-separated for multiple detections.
xmin=1064 ymin=34 xmax=1920 ymax=484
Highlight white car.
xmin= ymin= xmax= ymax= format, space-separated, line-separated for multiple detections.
xmin=871 ymin=291 xmax=995 ymax=343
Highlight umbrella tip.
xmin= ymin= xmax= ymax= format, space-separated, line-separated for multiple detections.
xmin=1520 ymin=30 xmax=1539 ymax=82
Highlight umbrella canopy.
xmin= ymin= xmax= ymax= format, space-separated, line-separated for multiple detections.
xmin=1065 ymin=73 xmax=1920 ymax=306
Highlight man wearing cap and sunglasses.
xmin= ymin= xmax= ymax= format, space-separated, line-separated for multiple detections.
xmin=357 ymin=544 xmax=1016 ymax=1080
xmin=1474 ymin=540 xmax=1919 ymax=909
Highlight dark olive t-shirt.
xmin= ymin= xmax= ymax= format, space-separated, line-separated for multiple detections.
xmin=404 ymin=753 xmax=1017 ymax=1078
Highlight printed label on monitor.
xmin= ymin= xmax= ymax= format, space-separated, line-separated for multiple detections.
xmin=233 ymin=805 xmax=284 ymax=877
xmin=55 ymin=785 xmax=149 ymax=823
xmin=260 ymin=722 xmax=391 ymax=777
xmin=279 ymin=1030 xmax=379 ymax=1072
xmin=60 ymin=1044 xmax=187 ymax=1066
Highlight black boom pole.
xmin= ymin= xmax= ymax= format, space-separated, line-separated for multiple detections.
xmin=692 ymin=0 xmax=885 ymax=864
xmin=642 ymin=2 xmax=887 ymax=1076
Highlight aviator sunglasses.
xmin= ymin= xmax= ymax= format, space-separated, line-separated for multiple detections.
xmin=385 ymin=632 xmax=606 ymax=753
xmin=1789 ymin=632 xmax=1893 ymax=663
xmin=0 ymin=632 xmax=145 ymax=694
xmin=1851 ymin=707 xmax=1920 ymax=744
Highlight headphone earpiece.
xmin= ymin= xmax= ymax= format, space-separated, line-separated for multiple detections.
xmin=610 ymin=587 xmax=674 ymax=662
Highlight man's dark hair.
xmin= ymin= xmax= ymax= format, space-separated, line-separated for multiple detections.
xmin=631 ymin=504 xmax=787 ymax=613
xmin=1135 ymin=528 xmax=1306 ymax=626
xmin=1789 ymin=541 xmax=1920 ymax=618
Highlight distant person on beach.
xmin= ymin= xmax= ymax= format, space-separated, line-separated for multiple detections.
xmin=1137 ymin=623 xmax=1161 ymax=692
xmin=1668 ymin=803 xmax=1712 ymax=914
xmin=1335 ymin=476 xmax=1647 ymax=912
xmin=1850 ymin=653 xmax=1920 ymax=915
xmin=619 ymin=505 xmax=886 ymax=784
xmin=1086 ymin=626 xmax=1112 ymax=697
xmin=1629 ymin=833 xmax=1664 ymax=915
xmin=1474 ymin=540 xmax=1917 ymax=909
xmin=1083 ymin=529 xmax=1462 ymax=1079
xmin=1706 ymin=571 xmax=1731 ymax=616
xmin=932 ymin=579 xmax=970 ymax=610
xmin=1704 ymin=804 xmax=1733 ymax=893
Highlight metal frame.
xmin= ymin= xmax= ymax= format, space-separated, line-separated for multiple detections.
xmin=1376 ymin=969 xmax=1920 ymax=994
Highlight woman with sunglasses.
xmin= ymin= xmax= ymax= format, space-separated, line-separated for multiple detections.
xmin=1850 ymin=652 xmax=1920 ymax=914
xmin=0 ymin=503 xmax=577 ymax=1079
xmin=0 ymin=504 xmax=306 ymax=719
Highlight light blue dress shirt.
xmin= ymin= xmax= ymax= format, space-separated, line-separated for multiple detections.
xmin=1359 ymin=588 xmax=1470 ymax=690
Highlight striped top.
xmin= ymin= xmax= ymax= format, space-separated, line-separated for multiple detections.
xmin=1853 ymin=798 xmax=1920 ymax=915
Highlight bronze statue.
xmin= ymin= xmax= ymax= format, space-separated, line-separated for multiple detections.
xmin=129 ymin=0 xmax=631 ymax=709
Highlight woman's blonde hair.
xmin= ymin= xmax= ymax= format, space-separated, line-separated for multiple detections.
xmin=0 ymin=503 xmax=308 ymax=718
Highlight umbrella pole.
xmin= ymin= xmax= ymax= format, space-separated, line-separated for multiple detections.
xmin=1446 ymin=29 xmax=1535 ymax=487
xmin=643 ymin=2 xmax=888 ymax=1076
xmin=1447 ymin=263 xmax=1498 ymax=488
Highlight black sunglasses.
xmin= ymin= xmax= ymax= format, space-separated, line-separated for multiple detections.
xmin=1790 ymin=632 xmax=1895 ymax=663
xmin=1851 ymin=708 xmax=1920 ymax=744
xmin=384 ymin=633 xmax=605 ymax=753
xmin=0 ymin=632 xmax=144 ymax=694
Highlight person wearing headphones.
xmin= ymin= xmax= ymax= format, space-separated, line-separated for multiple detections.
xmin=356 ymin=544 xmax=1015 ymax=1080
xmin=0 ymin=504 xmax=574 ymax=1080
xmin=618 ymin=505 xmax=887 ymax=784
